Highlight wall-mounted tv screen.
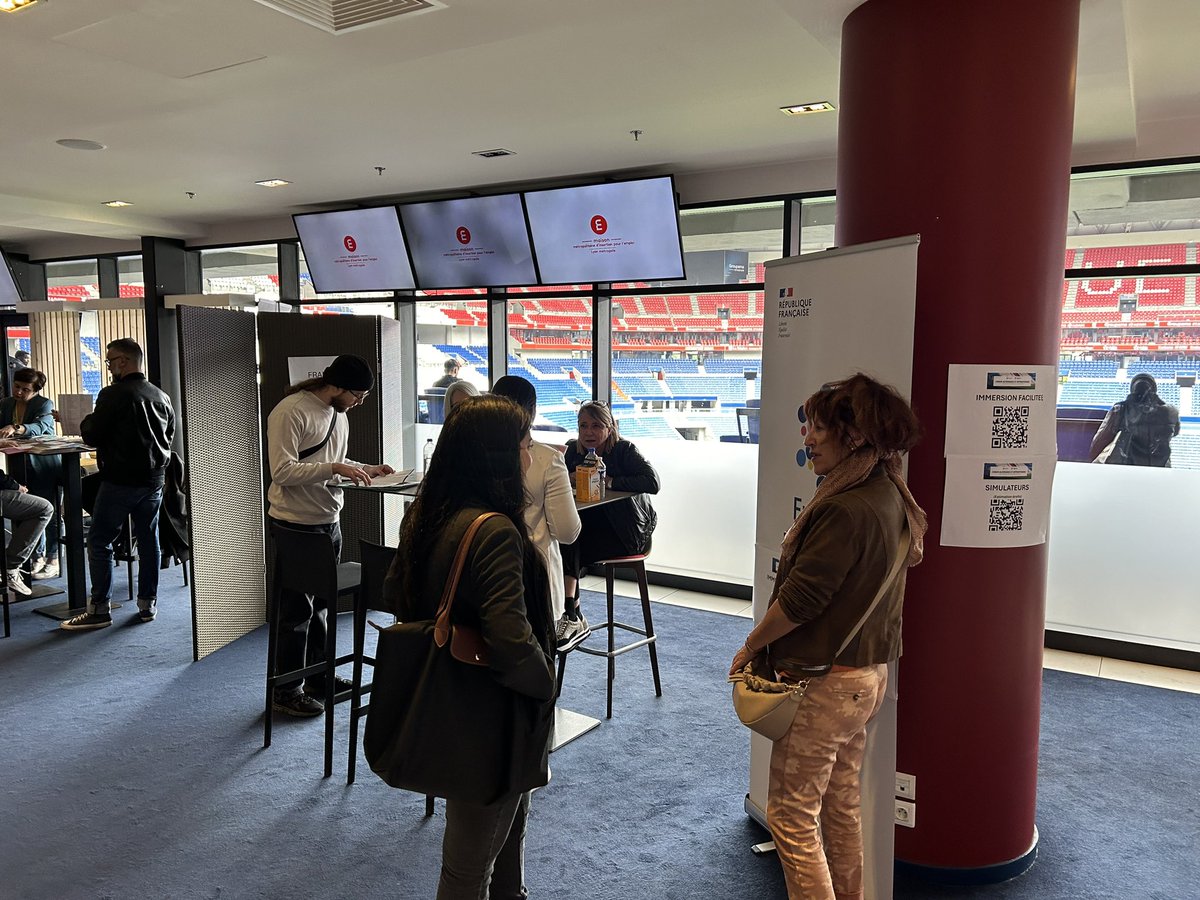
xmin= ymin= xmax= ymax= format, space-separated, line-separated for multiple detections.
xmin=0 ymin=249 xmax=24 ymax=305
xmin=293 ymin=207 xmax=415 ymax=293
xmin=400 ymin=193 xmax=537 ymax=289
xmin=524 ymin=176 xmax=686 ymax=284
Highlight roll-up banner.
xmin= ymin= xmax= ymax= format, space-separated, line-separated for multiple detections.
xmin=751 ymin=235 xmax=919 ymax=900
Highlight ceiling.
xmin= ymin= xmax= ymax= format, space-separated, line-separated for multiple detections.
xmin=1 ymin=0 xmax=1197 ymax=259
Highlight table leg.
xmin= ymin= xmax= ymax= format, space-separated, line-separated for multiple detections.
xmin=33 ymin=451 xmax=89 ymax=620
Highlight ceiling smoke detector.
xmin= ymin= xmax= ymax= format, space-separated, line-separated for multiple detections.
xmin=472 ymin=148 xmax=516 ymax=159
xmin=251 ymin=0 xmax=446 ymax=35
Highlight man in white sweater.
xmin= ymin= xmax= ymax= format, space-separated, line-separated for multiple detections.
xmin=266 ymin=354 xmax=394 ymax=718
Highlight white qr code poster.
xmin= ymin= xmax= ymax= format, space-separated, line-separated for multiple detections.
xmin=943 ymin=364 xmax=1058 ymax=457
xmin=940 ymin=455 xmax=1056 ymax=547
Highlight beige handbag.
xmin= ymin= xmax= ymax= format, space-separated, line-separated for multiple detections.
xmin=730 ymin=527 xmax=911 ymax=741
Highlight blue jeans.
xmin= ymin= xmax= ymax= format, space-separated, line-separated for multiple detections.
xmin=88 ymin=481 xmax=164 ymax=614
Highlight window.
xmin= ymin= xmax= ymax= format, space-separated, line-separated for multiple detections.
xmin=201 ymin=244 xmax=280 ymax=303
xmin=416 ymin=290 xmax=490 ymax=425
xmin=506 ymin=291 xmax=593 ymax=434
xmin=117 ymin=255 xmax=144 ymax=299
xmin=45 ymin=259 xmax=97 ymax=303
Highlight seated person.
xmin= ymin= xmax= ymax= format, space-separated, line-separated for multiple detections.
xmin=443 ymin=379 xmax=480 ymax=416
xmin=0 ymin=463 xmax=54 ymax=596
xmin=558 ymin=400 xmax=660 ymax=650
xmin=432 ymin=358 xmax=461 ymax=389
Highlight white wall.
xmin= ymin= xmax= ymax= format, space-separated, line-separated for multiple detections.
xmin=1046 ymin=461 xmax=1200 ymax=653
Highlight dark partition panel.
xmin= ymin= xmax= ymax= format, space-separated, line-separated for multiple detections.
xmin=256 ymin=311 xmax=401 ymax=564
xmin=178 ymin=306 xmax=265 ymax=660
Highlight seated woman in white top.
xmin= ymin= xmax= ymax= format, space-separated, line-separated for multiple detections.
xmin=491 ymin=376 xmax=581 ymax=622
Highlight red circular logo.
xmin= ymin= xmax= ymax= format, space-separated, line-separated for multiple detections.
xmin=456 ymin=226 xmax=472 ymax=245
xmin=343 ymin=235 xmax=357 ymax=252
xmin=590 ymin=215 xmax=608 ymax=235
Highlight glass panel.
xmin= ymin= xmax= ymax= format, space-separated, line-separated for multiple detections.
xmin=799 ymin=196 xmax=836 ymax=254
xmin=1067 ymin=162 xmax=1200 ymax=258
xmin=201 ymin=244 xmax=280 ymax=301
xmin=45 ymin=259 xmax=97 ymax=302
xmin=506 ymin=293 xmax=593 ymax=434
xmin=416 ymin=290 xmax=492 ymax=425
xmin=1058 ymin=274 xmax=1197 ymax=469
xmin=117 ymin=255 xmax=144 ymax=299
xmin=667 ymin=201 xmax=783 ymax=287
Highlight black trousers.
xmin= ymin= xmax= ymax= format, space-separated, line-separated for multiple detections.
xmin=269 ymin=518 xmax=342 ymax=694
xmin=560 ymin=508 xmax=645 ymax=584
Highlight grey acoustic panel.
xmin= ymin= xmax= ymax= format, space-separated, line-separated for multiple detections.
xmin=178 ymin=306 xmax=266 ymax=660
xmin=257 ymin=311 xmax=395 ymax=564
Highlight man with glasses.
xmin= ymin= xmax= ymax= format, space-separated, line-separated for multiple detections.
xmin=265 ymin=353 xmax=394 ymax=718
xmin=62 ymin=338 xmax=175 ymax=632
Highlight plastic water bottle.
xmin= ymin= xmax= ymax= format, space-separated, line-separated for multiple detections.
xmin=422 ymin=438 xmax=434 ymax=477
xmin=596 ymin=454 xmax=606 ymax=500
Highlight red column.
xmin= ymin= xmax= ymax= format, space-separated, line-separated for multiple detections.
xmin=835 ymin=0 xmax=1080 ymax=878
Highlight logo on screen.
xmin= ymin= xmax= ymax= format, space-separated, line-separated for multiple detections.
xmin=590 ymin=215 xmax=608 ymax=235
xmin=455 ymin=226 xmax=472 ymax=245
xmin=343 ymin=235 xmax=357 ymax=253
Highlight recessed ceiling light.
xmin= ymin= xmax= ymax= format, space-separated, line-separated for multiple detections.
xmin=102 ymin=200 xmax=133 ymax=208
xmin=780 ymin=101 xmax=836 ymax=116
xmin=0 ymin=0 xmax=39 ymax=13
xmin=471 ymin=148 xmax=516 ymax=158
xmin=56 ymin=139 xmax=107 ymax=151
xmin=255 ymin=179 xmax=291 ymax=187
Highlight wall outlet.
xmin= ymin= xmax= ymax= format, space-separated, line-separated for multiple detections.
xmin=895 ymin=772 xmax=916 ymax=800
xmin=894 ymin=799 xmax=916 ymax=828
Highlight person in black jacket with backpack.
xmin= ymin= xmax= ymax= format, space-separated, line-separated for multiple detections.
xmin=558 ymin=400 xmax=660 ymax=651
xmin=62 ymin=339 xmax=175 ymax=632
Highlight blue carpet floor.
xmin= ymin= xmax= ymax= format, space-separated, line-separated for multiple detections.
xmin=1 ymin=571 xmax=1196 ymax=899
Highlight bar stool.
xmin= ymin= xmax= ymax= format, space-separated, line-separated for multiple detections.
xmin=561 ymin=553 xmax=662 ymax=719
xmin=349 ymin=540 xmax=435 ymax=816
xmin=263 ymin=523 xmax=361 ymax=778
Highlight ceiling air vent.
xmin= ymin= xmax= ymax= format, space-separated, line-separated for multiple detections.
xmin=472 ymin=148 xmax=517 ymax=158
xmin=252 ymin=0 xmax=446 ymax=35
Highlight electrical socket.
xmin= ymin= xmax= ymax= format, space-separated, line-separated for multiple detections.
xmin=894 ymin=799 xmax=916 ymax=828
xmin=895 ymin=772 xmax=916 ymax=800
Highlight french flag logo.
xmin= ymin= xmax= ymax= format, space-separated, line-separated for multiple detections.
xmin=778 ymin=287 xmax=793 ymax=298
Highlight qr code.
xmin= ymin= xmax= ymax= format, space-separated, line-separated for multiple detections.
xmin=989 ymin=498 xmax=1024 ymax=532
xmin=991 ymin=405 xmax=1030 ymax=449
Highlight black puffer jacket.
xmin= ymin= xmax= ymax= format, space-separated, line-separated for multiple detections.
xmin=565 ymin=439 xmax=660 ymax=554
xmin=81 ymin=373 xmax=175 ymax=486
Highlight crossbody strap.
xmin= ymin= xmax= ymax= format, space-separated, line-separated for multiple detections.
xmin=433 ymin=512 xmax=504 ymax=648
xmin=833 ymin=524 xmax=912 ymax=660
xmin=298 ymin=412 xmax=338 ymax=460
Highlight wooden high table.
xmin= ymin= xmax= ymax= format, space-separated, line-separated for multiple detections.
xmin=1 ymin=439 xmax=92 ymax=619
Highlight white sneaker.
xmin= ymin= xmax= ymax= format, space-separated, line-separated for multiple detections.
xmin=28 ymin=556 xmax=46 ymax=575
xmin=32 ymin=559 xmax=59 ymax=580
xmin=556 ymin=612 xmax=591 ymax=652
xmin=6 ymin=568 xmax=32 ymax=596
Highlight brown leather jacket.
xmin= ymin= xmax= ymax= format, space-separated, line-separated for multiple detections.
xmin=768 ymin=467 xmax=909 ymax=672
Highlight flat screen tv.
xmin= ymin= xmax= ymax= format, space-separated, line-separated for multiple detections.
xmin=293 ymin=207 xmax=415 ymax=293
xmin=523 ymin=175 xmax=686 ymax=284
xmin=400 ymin=193 xmax=537 ymax=289
xmin=0 ymin=249 xmax=24 ymax=305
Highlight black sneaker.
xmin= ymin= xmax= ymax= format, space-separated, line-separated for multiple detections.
xmin=272 ymin=691 xmax=324 ymax=718
xmin=136 ymin=606 xmax=156 ymax=623
xmin=60 ymin=611 xmax=113 ymax=632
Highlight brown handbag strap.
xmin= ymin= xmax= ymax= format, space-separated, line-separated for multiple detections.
xmin=433 ymin=512 xmax=504 ymax=648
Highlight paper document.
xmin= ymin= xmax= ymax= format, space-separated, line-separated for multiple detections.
xmin=57 ymin=393 xmax=95 ymax=437
xmin=332 ymin=469 xmax=415 ymax=487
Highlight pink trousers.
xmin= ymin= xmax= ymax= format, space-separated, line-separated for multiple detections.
xmin=767 ymin=664 xmax=888 ymax=900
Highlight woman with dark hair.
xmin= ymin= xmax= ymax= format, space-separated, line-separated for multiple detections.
xmin=0 ymin=367 xmax=64 ymax=578
xmin=558 ymin=399 xmax=660 ymax=651
xmin=728 ymin=373 xmax=927 ymax=900
xmin=384 ymin=394 xmax=556 ymax=900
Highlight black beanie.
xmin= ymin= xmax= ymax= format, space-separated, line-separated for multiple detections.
xmin=323 ymin=354 xmax=375 ymax=391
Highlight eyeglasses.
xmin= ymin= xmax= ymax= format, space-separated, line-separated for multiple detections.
xmin=104 ymin=355 xmax=128 ymax=366
xmin=345 ymin=389 xmax=369 ymax=401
